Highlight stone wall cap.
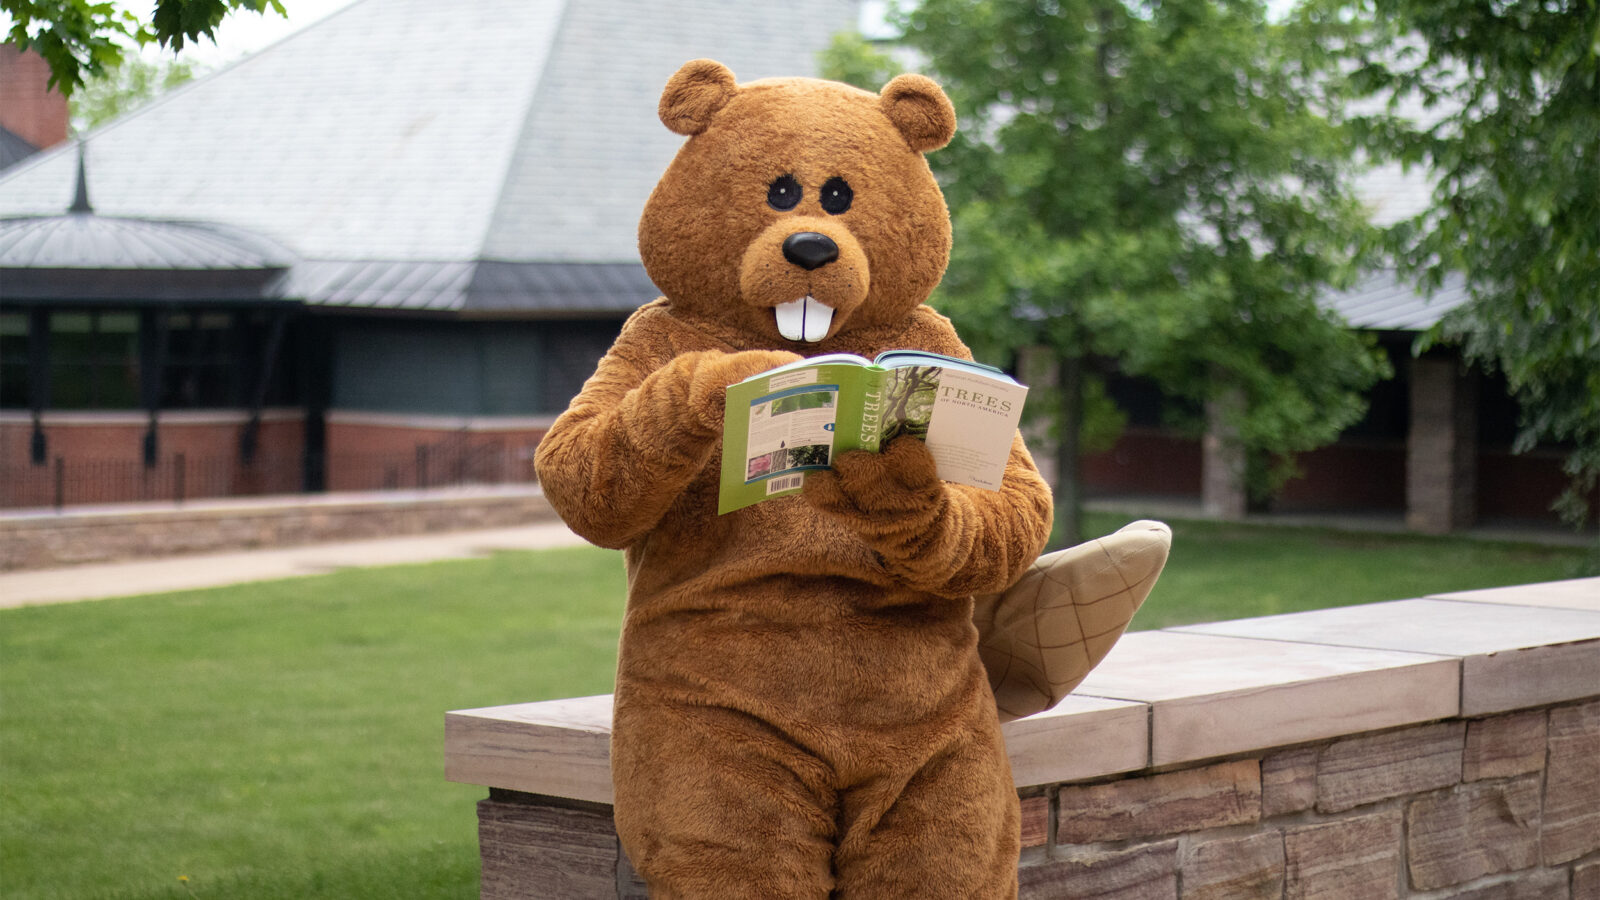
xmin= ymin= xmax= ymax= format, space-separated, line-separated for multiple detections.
xmin=1429 ymin=576 xmax=1600 ymax=611
xmin=1172 ymin=596 xmax=1600 ymax=657
xmin=1071 ymin=629 xmax=1461 ymax=767
xmin=444 ymin=581 xmax=1600 ymax=796
xmin=1173 ymin=595 xmax=1600 ymax=719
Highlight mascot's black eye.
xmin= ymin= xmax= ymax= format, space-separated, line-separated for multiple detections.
xmin=768 ymin=175 xmax=802 ymax=211
xmin=820 ymin=177 xmax=853 ymax=214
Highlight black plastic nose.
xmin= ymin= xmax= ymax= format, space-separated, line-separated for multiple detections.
xmin=782 ymin=232 xmax=839 ymax=271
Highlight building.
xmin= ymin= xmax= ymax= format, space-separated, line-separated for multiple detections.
xmin=0 ymin=43 xmax=69 ymax=170
xmin=1076 ymin=151 xmax=1585 ymax=531
xmin=1079 ymin=270 xmax=1582 ymax=532
xmin=0 ymin=0 xmax=864 ymax=508
xmin=1 ymin=0 xmax=1584 ymax=531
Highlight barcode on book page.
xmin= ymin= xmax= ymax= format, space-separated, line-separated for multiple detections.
xmin=766 ymin=474 xmax=804 ymax=495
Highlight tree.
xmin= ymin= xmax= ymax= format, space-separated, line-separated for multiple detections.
xmin=831 ymin=1 xmax=1389 ymax=545
xmin=2 ymin=0 xmax=283 ymax=96
xmin=71 ymin=55 xmax=197 ymax=131
xmin=1302 ymin=0 xmax=1600 ymax=534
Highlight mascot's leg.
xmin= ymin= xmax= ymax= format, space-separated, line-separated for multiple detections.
xmin=832 ymin=703 xmax=1020 ymax=900
xmin=975 ymin=519 xmax=1172 ymax=722
xmin=611 ymin=698 xmax=838 ymax=900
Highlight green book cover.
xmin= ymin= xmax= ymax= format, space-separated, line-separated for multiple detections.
xmin=718 ymin=351 xmax=1028 ymax=514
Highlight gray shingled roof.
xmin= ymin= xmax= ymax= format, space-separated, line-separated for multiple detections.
xmin=0 ymin=125 xmax=39 ymax=172
xmin=0 ymin=0 xmax=1463 ymax=329
xmin=0 ymin=213 xmax=292 ymax=271
xmin=1321 ymin=270 xmax=1470 ymax=331
xmin=0 ymin=0 xmax=861 ymax=313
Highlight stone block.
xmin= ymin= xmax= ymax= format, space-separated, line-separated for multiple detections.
xmin=1262 ymin=746 xmax=1319 ymax=817
xmin=1464 ymin=638 xmax=1600 ymax=716
xmin=1575 ymin=859 xmax=1600 ymax=900
xmin=1406 ymin=775 xmax=1541 ymax=891
xmin=1284 ymin=810 xmax=1402 ymax=900
xmin=1318 ymin=721 xmax=1463 ymax=813
xmin=477 ymin=796 xmax=620 ymax=900
xmin=1543 ymin=700 xmax=1600 ymax=865
xmin=618 ymin=851 xmax=649 ymax=900
xmin=1020 ymin=840 xmax=1178 ymax=899
xmin=1004 ymin=695 xmax=1149 ymax=789
xmin=1425 ymin=869 xmax=1568 ymax=900
xmin=1021 ymin=795 xmax=1049 ymax=848
xmin=1462 ymin=711 xmax=1547 ymax=781
xmin=1180 ymin=831 xmax=1285 ymax=900
xmin=1055 ymin=759 xmax=1259 ymax=844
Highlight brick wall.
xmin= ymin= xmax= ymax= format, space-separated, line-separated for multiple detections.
xmin=0 ymin=44 xmax=69 ymax=151
xmin=472 ymin=701 xmax=1600 ymax=900
xmin=1081 ymin=428 xmax=1203 ymax=498
xmin=323 ymin=413 xmax=550 ymax=492
xmin=0 ymin=412 xmax=306 ymax=508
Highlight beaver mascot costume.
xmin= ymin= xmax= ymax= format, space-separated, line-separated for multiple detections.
xmin=535 ymin=59 xmax=1170 ymax=899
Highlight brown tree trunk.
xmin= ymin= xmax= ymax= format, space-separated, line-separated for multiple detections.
xmin=1054 ymin=350 xmax=1084 ymax=548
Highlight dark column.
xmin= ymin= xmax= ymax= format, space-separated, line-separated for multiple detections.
xmin=139 ymin=310 xmax=171 ymax=467
xmin=27 ymin=308 xmax=48 ymax=464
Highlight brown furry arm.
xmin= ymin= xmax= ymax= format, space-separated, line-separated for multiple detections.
xmin=535 ymin=335 xmax=800 ymax=549
xmin=804 ymin=433 xmax=1053 ymax=598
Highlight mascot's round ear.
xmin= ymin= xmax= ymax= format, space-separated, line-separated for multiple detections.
xmin=878 ymin=74 xmax=957 ymax=152
xmin=659 ymin=59 xmax=738 ymax=136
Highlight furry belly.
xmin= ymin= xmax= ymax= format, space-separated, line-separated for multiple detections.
xmin=615 ymin=576 xmax=984 ymax=732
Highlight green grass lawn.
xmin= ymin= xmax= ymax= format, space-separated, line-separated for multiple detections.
xmin=0 ymin=514 xmax=1590 ymax=899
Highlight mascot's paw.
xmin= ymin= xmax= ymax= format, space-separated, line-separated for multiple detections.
xmin=976 ymin=520 xmax=1172 ymax=722
xmin=684 ymin=350 xmax=805 ymax=434
xmin=803 ymin=437 xmax=944 ymax=536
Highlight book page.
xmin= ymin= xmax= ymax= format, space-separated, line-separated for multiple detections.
xmin=719 ymin=363 xmax=878 ymax=513
xmin=921 ymin=369 xmax=1027 ymax=490
xmin=739 ymin=383 xmax=840 ymax=496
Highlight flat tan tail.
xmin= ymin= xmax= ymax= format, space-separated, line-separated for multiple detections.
xmin=975 ymin=520 xmax=1172 ymax=722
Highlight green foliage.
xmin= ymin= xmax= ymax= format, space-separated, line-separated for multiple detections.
xmin=771 ymin=389 xmax=836 ymax=415
xmin=863 ymin=1 xmax=1390 ymax=526
xmin=818 ymin=30 xmax=905 ymax=93
xmin=2 ymin=0 xmax=283 ymax=96
xmin=70 ymin=53 xmax=197 ymax=131
xmin=1300 ymin=0 xmax=1600 ymax=528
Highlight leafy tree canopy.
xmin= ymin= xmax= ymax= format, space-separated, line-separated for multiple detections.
xmin=1300 ymin=0 xmax=1600 ymax=527
xmin=2 ymin=0 xmax=283 ymax=95
xmin=70 ymin=54 xmax=196 ymax=131
xmin=831 ymin=0 xmax=1391 ymax=539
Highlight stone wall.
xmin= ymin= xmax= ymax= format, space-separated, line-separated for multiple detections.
xmin=445 ymin=579 xmax=1600 ymax=899
xmin=471 ymin=702 xmax=1600 ymax=899
xmin=0 ymin=486 xmax=556 ymax=570
xmin=1011 ymin=705 xmax=1598 ymax=898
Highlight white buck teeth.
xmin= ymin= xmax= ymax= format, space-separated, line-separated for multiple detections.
xmin=774 ymin=296 xmax=833 ymax=343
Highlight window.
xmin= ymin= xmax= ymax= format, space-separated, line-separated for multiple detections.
xmin=50 ymin=311 xmax=141 ymax=409
xmin=162 ymin=312 xmax=236 ymax=408
xmin=0 ymin=313 xmax=28 ymax=409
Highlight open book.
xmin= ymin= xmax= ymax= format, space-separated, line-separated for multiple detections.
xmin=718 ymin=350 xmax=1028 ymax=514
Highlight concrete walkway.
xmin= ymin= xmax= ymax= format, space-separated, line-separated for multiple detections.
xmin=0 ymin=521 xmax=591 ymax=609
xmin=3 ymin=497 xmax=1589 ymax=610
xmin=1085 ymin=497 xmax=1600 ymax=548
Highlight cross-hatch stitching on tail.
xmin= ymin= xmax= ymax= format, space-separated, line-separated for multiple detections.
xmin=978 ymin=521 xmax=1172 ymax=721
